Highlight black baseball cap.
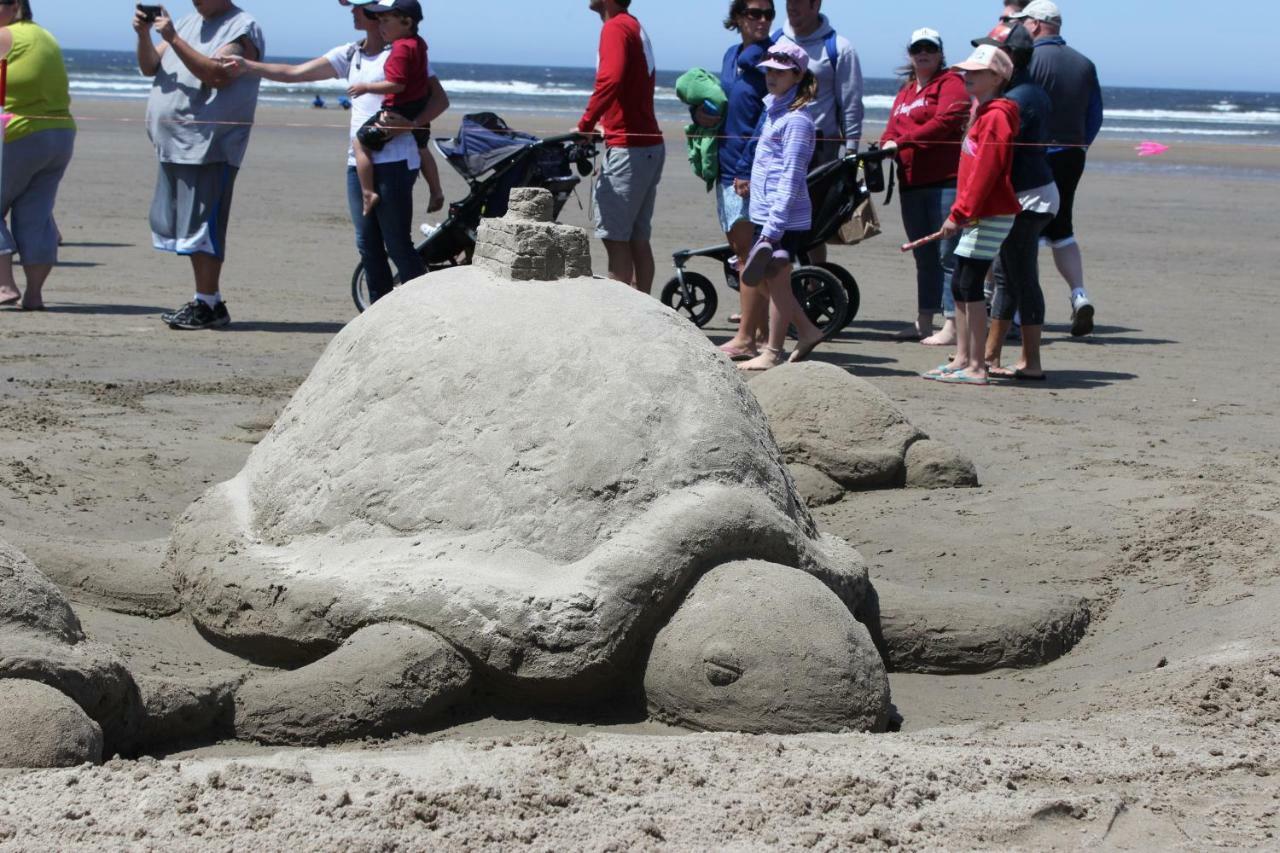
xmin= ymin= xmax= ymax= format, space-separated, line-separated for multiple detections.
xmin=972 ymin=22 xmax=1033 ymax=53
xmin=364 ymin=0 xmax=423 ymax=21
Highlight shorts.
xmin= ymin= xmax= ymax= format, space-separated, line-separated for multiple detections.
xmin=357 ymin=98 xmax=431 ymax=152
xmin=715 ymin=179 xmax=750 ymax=233
xmin=593 ymin=144 xmax=665 ymax=241
xmin=955 ymin=214 xmax=1016 ymax=261
xmin=150 ymin=162 xmax=239 ymax=260
xmin=0 ymin=128 xmax=75 ymax=266
xmin=1042 ymin=147 xmax=1086 ymax=246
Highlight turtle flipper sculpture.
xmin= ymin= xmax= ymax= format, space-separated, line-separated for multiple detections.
xmin=166 ymin=195 xmax=890 ymax=742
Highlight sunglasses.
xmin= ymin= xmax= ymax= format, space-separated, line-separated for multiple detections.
xmin=908 ymin=43 xmax=940 ymax=55
xmin=765 ymin=53 xmax=800 ymax=70
xmin=742 ymin=7 xmax=776 ymax=22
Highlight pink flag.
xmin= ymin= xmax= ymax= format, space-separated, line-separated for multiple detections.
xmin=1136 ymin=141 xmax=1170 ymax=157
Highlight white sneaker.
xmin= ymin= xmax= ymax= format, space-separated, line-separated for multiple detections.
xmin=1070 ymin=293 xmax=1095 ymax=337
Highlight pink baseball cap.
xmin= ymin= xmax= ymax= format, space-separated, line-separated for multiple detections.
xmin=952 ymin=43 xmax=1014 ymax=81
xmin=758 ymin=42 xmax=810 ymax=74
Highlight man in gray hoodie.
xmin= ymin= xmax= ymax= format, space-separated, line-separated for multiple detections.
xmin=776 ymin=0 xmax=863 ymax=263
xmin=777 ymin=0 xmax=863 ymax=161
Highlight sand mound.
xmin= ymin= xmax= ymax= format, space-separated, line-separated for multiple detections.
xmin=749 ymin=363 xmax=977 ymax=504
xmin=0 ymin=539 xmax=141 ymax=754
xmin=0 ymin=679 xmax=102 ymax=768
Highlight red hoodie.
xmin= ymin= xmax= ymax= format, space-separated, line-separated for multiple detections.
xmin=950 ymin=98 xmax=1022 ymax=224
xmin=578 ymin=13 xmax=661 ymax=148
xmin=882 ymin=70 xmax=968 ymax=188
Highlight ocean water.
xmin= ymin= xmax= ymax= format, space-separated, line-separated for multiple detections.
xmin=62 ymin=50 xmax=1280 ymax=145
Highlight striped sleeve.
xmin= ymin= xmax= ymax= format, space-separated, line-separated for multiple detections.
xmin=761 ymin=113 xmax=816 ymax=241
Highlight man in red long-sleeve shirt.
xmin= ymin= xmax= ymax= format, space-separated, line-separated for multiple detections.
xmin=578 ymin=0 xmax=664 ymax=294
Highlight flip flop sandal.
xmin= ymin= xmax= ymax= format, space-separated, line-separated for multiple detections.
xmin=740 ymin=239 xmax=781 ymax=286
xmin=718 ymin=342 xmax=758 ymax=360
xmin=0 ymin=297 xmax=19 ymax=307
xmin=922 ymin=363 xmax=961 ymax=379
xmin=935 ymin=372 xmax=989 ymax=386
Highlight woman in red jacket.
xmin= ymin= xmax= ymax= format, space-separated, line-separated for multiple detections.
xmin=924 ymin=44 xmax=1021 ymax=386
xmin=880 ymin=28 xmax=968 ymax=345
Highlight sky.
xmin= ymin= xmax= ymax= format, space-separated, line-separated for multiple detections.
xmin=36 ymin=1 xmax=1279 ymax=92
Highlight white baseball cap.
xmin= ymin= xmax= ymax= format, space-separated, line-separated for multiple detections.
xmin=1011 ymin=0 xmax=1063 ymax=25
xmin=910 ymin=28 xmax=942 ymax=49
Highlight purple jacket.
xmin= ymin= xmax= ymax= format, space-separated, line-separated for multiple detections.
xmin=748 ymin=87 xmax=816 ymax=241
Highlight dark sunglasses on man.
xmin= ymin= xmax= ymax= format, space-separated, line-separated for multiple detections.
xmin=742 ymin=7 xmax=775 ymax=22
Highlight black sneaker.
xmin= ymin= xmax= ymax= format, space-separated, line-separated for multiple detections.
xmin=165 ymin=299 xmax=230 ymax=330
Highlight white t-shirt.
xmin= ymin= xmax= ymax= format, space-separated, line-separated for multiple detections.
xmin=325 ymin=41 xmax=433 ymax=170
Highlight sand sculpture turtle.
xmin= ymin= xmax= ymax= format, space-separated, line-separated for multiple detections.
xmin=164 ymin=235 xmax=891 ymax=741
xmin=155 ymin=191 xmax=1093 ymax=745
xmin=1 ymin=192 xmax=1088 ymax=760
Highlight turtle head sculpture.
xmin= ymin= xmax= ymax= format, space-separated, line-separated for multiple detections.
xmin=165 ymin=192 xmax=890 ymax=743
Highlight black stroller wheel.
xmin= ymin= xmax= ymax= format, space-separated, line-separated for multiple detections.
xmin=816 ymin=262 xmax=861 ymax=327
xmin=660 ymin=272 xmax=719 ymax=328
xmin=351 ymin=263 xmax=373 ymax=314
xmin=790 ymin=265 xmax=848 ymax=340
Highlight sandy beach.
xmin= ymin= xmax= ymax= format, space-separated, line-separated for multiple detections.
xmin=0 ymin=99 xmax=1278 ymax=849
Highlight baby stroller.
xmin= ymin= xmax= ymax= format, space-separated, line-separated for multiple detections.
xmin=351 ymin=113 xmax=597 ymax=312
xmin=661 ymin=146 xmax=890 ymax=337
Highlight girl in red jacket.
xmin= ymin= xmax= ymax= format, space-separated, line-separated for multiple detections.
xmin=925 ymin=45 xmax=1022 ymax=386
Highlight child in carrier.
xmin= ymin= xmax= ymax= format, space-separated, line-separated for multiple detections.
xmin=923 ymin=44 xmax=1022 ymax=386
xmin=735 ymin=42 xmax=829 ymax=372
xmin=348 ymin=0 xmax=431 ymax=215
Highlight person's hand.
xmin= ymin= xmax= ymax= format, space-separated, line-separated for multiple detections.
xmin=155 ymin=9 xmax=176 ymax=43
xmin=572 ymin=128 xmax=600 ymax=143
xmin=939 ymin=218 xmax=961 ymax=240
xmin=692 ymin=104 xmax=719 ymax=129
xmin=132 ymin=8 xmax=152 ymax=34
xmin=348 ymin=82 xmax=369 ymax=97
xmin=379 ymin=112 xmax=413 ymax=129
xmin=733 ymin=178 xmax=750 ymax=198
xmin=220 ymin=55 xmax=248 ymax=77
xmin=880 ymin=139 xmax=898 ymax=155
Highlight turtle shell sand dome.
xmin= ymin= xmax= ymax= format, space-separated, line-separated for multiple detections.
xmin=165 ymin=190 xmax=890 ymax=742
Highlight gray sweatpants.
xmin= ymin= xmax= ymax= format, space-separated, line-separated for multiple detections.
xmin=0 ymin=129 xmax=76 ymax=265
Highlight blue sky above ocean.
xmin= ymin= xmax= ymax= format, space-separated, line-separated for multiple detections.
xmin=39 ymin=0 xmax=1280 ymax=93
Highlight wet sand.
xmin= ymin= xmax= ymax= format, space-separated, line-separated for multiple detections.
xmin=0 ymin=100 xmax=1277 ymax=849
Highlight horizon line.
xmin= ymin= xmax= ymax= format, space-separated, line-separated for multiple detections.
xmin=58 ymin=47 xmax=1280 ymax=96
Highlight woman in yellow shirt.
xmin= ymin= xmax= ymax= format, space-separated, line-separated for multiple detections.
xmin=0 ymin=0 xmax=76 ymax=311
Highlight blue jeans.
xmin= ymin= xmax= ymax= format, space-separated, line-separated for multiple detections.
xmin=899 ymin=185 xmax=960 ymax=317
xmin=346 ymin=162 xmax=424 ymax=303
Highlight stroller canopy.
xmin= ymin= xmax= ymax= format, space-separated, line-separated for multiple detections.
xmin=436 ymin=113 xmax=543 ymax=180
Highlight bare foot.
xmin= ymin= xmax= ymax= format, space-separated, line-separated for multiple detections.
xmin=0 ymin=286 xmax=19 ymax=306
xmin=921 ymin=320 xmax=957 ymax=347
xmin=789 ymin=333 xmax=822 ymax=363
xmin=738 ymin=345 xmax=786 ymax=372
xmin=427 ymin=192 xmax=445 ymax=214
xmin=362 ymin=191 xmax=381 ymax=216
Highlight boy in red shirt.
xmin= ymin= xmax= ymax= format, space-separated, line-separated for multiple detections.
xmin=349 ymin=0 xmax=430 ymax=215
xmin=578 ymin=0 xmax=664 ymax=294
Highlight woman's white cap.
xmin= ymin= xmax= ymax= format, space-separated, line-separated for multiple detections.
xmin=910 ymin=28 xmax=942 ymax=48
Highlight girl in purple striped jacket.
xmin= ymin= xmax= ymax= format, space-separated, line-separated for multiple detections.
xmin=735 ymin=42 xmax=826 ymax=372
